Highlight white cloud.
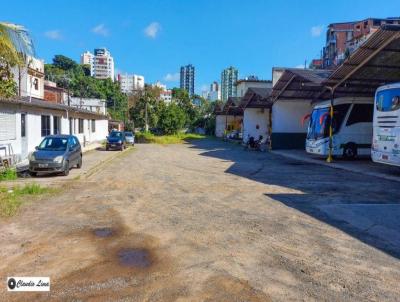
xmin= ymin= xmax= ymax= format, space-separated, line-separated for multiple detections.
xmin=92 ymin=24 xmax=109 ymax=37
xmin=311 ymin=25 xmax=324 ymax=37
xmin=44 ymin=30 xmax=62 ymax=40
xmin=163 ymin=72 xmax=179 ymax=82
xmin=144 ymin=22 xmax=161 ymax=39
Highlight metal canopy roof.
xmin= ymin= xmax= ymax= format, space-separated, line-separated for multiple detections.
xmin=320 ymin=24 xmax=400 ymax=99
xmin=242 ymin=87 xmax=273 ymax=109
xmin=271 ymin=68 xmax=332 ymax=101
xmin=272 ymin=24 xmax=400 ymax=102
xmin=214 ymin=97 xmax=244 ymax=116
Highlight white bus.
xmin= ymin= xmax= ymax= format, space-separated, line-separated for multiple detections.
xmin=371 ymin=83 xmax=400 ymax=167
xmin=306 ymin=97 xmax=374 ymax=159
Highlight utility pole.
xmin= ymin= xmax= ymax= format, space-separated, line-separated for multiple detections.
xmin=145 ymin=99 xmax=149 ymax=132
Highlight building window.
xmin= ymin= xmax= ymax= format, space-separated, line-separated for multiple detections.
xmin=21 ymin=113 xmax=26 ymax=137
xmin=78 ymin=118 xmax=84 ymax=133
xmin=41 ymin=115 xmax=51 ymax=137
xmin=33 ymin=78 xmax=39 ymax=90
xmin=53 ymin=116 xmax=60 ymax=135
xmin=91 ymin=119 xmax=96 ymax=132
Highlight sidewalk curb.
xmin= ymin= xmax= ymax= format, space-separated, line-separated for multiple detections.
xmin=271 ymin=150 xmax=400 ymax=183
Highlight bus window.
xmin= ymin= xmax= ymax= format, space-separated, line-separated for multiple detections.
xmin=376 ymin=89 xmax=400 ymax=112
xmin=346 ymin=104 xmax=373 ymax=126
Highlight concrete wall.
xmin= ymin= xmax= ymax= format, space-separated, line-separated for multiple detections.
xmin=243 ymin=108 xmax=269 ymax=142
xmin=0 ymin=102 xmax=108 ymax=163
xmin=271 ymin=100 xmax=312 ymax=149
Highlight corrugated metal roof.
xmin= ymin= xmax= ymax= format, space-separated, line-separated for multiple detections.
xmin=272 ymin=24 xmax=400 ymax=102
xmin=0 ymin=97 xmax=108 ymax=118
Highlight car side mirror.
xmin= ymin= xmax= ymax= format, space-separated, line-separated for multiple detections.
xmin=69 ymin=146 xmax=74 ymax=151
xmin=35 ymin=146 xmax=38 ymax=150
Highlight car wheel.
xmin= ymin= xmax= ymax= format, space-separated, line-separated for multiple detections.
xmin=343 ymin=143 xmax=357 ymax=160
xmin=62 ymin=161 xmax=70 ymax=176
xmin=29 ymin=171 xmax=37 ymax=177
xmin=77 ymin=156 xmax=82 ymax=169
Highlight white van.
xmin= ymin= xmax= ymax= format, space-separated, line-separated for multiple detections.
xmin=306 ymin=97 xmax=374 ymax=159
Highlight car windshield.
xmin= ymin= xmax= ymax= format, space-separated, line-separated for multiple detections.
xmin=110 ymin=131 xmax=123 ymax=138
xmin=38 ymin=137 xmax=68 ymax=151
xmin=125 ymin=132 xmax=133 ymax=137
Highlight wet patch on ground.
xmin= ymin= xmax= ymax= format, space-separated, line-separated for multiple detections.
xmin=117 ymin=248 xmax=151 ymax=268
xmin=93 ymin=227 xmax=114 ymax=238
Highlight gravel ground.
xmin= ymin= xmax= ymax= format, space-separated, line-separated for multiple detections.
xmin=0 ymin=139 xmax=399 ymax=301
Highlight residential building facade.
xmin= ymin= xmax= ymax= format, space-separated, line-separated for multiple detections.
xmin=117 ymin=73 xmax=145 ymax=94
xmin=180 ymin=64 xmax=195 ymax=97
xmin=12 ymin=56 xmax=45 ymax=99
xmin=221 ymin=66 xmax=238 ymax=102
xmin=82 ymin=48 xmax=115 ymax=81
xmin=208 ymin=81 xmax=221 ymax=101
xmin=69 ymin=97 xmax=107 ymax=115
xmin=322 ymin=17 xmax=400 ymax=69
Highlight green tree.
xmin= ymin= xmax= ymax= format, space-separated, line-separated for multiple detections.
xmin=158 ymin=103 xmax=186 ymax=134
xmin=52 ymin=55 xmax=78 ymax=70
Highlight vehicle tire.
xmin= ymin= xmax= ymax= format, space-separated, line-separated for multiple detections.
xmin=106 ymin=146 xmax=109 ymax=151
xmin=29 ymin=171 xmax=37 ymax=177
xmin=62 ymin=161 xmax=70 ymax=176
xmin=77 ymin=156 xmax=82 ymax=169
xmin=343 ymin=143 xmax=357 ymax=160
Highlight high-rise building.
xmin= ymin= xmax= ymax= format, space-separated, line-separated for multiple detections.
xmin=221 ymin=66 xmax=238 ymax=102
xmin=180 ymin=64 xmax=195 ymax=97
xmin=81 ymin=48 xmax=115 ymax=81
xmin=117 ymin=73 xmax=145 ymax=94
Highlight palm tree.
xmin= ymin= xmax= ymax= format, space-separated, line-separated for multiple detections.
xmin=0 ymin=22 xmax=35 ymax=97
xmin=0 ymin=22 xmax=35 ymax=66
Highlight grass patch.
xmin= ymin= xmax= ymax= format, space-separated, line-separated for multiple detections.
xmin=136 ymin=132 xmax=207 ymax=144
xmin=0 ymin=168 xmax=17 ymax=181
xmin=0 ymin=184 xmax=57 ymax=217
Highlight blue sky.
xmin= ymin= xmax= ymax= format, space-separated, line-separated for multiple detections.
xmin=3 ymin=0 xmax=400 ymax=93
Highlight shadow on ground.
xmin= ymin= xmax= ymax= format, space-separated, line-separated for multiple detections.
xmin=188 ymin=139 xmax=400 ymax=259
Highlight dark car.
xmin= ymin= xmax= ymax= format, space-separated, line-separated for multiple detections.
xmin=29 ymin=135 xmax=82 ymax=176
xmin=106 ymin=131 xmax=126 ymax=151
xmin=124 ymin=131 xmax=135 ymax=146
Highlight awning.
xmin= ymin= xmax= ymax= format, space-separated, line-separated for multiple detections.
xmin=242 ymin=87 xmax=273 ymax=109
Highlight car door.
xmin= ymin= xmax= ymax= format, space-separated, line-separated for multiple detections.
xmin=72 ymin=136 xmax=81 ymax=165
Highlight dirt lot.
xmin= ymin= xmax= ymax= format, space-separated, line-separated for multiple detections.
xmin=0 ymin=139 xmax=399 ymax=301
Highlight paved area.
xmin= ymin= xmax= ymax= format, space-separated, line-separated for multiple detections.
xmin=272 ymin=149 xmax=400 ymax=183
xmin=0 ymin=139 xmax=400 ymax=301
xmin=3 ymin=146 xmax=128 ymax=187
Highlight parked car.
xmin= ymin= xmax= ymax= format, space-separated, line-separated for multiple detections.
xmin=29 ymin=135 xmax=82 ymax=177
xmin=106 ymin=131 xmax=126 ymax=151
xmin=124 ymin=131 xmax=135 ymax=146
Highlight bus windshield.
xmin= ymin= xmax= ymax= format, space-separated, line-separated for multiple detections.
xmin=376 ymin=88 xmax=400 ymax=112
xmin=307 ymin=104 xmax=350 ymax=140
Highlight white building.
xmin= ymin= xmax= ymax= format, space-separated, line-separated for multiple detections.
xmin=118 ymin=73 xmax=145 ymax=94
xmin=81 ymin=48 xmax=115 ymax=81
xmin=12 ymin=56 xmax=45 ymax=99
xmin=241 ymin=88 xmax=272 ymax=142
xmin=69 ymin=97 xmax=107 ymax=115
xmin=160 ymin=90 xmax=172 ymax=103
xmin=0 ymin=98 xmax=109 ymax=164
xmin=80 ymin=51 xmax=94 ymax=66
xmin=235 ymin=78 xmax=272 ymax=98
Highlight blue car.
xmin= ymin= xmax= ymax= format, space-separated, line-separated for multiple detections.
xmin=106 ymin=131 xmax=126 ymax=151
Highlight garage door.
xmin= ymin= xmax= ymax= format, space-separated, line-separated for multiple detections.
xmin=0 ymin=111 xmax=16 ymax=141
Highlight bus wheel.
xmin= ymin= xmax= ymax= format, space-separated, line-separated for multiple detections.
xmin=343 ymin=143 xmax=357 ymax=160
